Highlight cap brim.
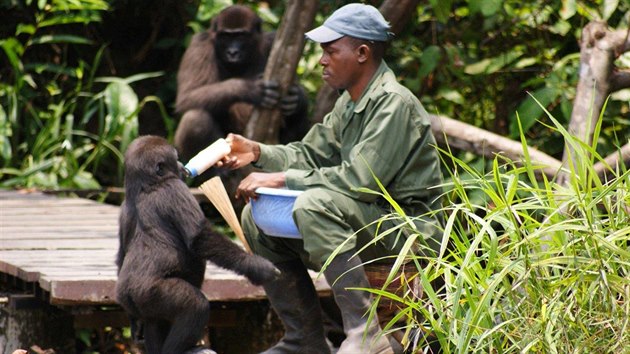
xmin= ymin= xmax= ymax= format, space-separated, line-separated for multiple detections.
xmin=305 ymin=25 xmax=344 ymax=43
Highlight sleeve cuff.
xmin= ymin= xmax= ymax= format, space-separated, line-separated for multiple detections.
xmin=252 ymin=143 xmax=273 ymax=168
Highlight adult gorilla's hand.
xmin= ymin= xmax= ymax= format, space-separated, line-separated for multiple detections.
xmin=281 ymin=84 xmax=301 ymax=117
xmin=256 ymin=79 xmax=280 ymax=109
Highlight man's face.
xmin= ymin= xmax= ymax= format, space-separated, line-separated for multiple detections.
xmin=318 ymin=37 xmax=360 ymax=91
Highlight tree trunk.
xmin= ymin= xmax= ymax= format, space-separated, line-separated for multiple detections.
xmin=310 ymin=0 xmax=420 ymax=124
xmin=245 ymin=0 xmax=318 ymax=144
xmin=558 ymin=22 xmax=630 ymax=184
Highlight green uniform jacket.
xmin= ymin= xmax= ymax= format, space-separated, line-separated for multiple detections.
xmin=256 ymin=61 xmax=443 ymax=211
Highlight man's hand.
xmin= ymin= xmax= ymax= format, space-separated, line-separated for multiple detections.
xmin=219 ymin=133 xmax=260 ymax=169
xmin=236 ymin=172 xmax=286 ymax=202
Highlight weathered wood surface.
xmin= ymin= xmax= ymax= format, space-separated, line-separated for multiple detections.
xmin=0 ymin=189 xmax=330 ymax=306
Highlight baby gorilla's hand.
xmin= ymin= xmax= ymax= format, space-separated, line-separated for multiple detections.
xmin=244 ymin=255 xmax=281 ymax=286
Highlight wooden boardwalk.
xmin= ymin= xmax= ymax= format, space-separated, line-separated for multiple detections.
xmin=0 ymin=189 xmax=329 ymax=306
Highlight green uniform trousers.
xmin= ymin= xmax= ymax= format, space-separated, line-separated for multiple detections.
xmin=242 ymin=188 xmax=440 ymax=270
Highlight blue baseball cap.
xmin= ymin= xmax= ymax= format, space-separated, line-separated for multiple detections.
xmin=305 ymin=3 xmax=392 ymax=43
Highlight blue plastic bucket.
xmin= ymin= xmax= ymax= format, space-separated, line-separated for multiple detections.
xmin=251 ymin=187 xmax=303 ymax=238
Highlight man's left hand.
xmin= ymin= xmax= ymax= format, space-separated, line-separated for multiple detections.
xmin=236 ymin=172 xmax=286 ymax=202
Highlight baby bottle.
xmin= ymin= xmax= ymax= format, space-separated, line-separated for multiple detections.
xmin=184 ymin=138 xmax=231 ymax=177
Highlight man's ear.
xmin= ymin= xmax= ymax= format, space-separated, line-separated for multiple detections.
xmin=357 ymin=44 xmax=370 ymax=63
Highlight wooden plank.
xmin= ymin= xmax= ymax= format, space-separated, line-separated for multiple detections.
xmin=2 ymin=225 xmax=118 ymax=233
xmin=1 ymin=199 xmax=99 ymax=207
xmin=2 ymin=210 xmax=118 ymax=218
xmin=0 ymin=190 xmax=53 ymax=199
xmin=2 ymin=214 xmax=118 ymax=222
xmin=0 ymin=249 xmax=116 ymax=259
xmin=1 ymin=238 xmax=117 ymax=250
xmin=1 ymin=232 xmax=118 ymax=240
xmin=0 ymin=189 xmax=331 ymax=305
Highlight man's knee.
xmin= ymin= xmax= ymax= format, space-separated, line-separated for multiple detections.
xmin=293 ymin=188 xmax=332 ymax=215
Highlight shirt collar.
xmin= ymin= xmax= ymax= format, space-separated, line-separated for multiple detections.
xmin=352 ymin=60 xmax=390 ymax=113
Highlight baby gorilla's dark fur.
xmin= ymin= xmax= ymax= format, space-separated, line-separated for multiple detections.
xmin=115 ymin=135 xmax=279 ymax=354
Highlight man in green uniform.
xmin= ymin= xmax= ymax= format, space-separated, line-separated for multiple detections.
xmin=222 ymin=3 xmax=443 ymax=353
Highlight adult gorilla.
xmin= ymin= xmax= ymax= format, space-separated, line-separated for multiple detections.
xmin=174 ymin=5 xmax=310 ymax=163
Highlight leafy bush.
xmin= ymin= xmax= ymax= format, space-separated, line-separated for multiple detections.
xmin=0 ymin=0 xmax=168 ymax=190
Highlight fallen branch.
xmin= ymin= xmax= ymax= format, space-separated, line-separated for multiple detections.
xmin=429 ymin=114 xmax=562 ymax=178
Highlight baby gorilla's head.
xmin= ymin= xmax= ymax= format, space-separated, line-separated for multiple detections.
xmin=124 ymin=136 xmax=187 ymax=189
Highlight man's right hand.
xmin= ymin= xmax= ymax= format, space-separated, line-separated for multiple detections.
xmin=219 ymin=133 xmax=261 ymax=170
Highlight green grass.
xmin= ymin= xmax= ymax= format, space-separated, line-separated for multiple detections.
xmin=336 ymin=113 xmax=630 ymax=353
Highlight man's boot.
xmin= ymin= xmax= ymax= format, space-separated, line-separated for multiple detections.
xmin=261 ymin=260 xmax=330 ymax=354
xmin=323 ymin=251 xmax=394 ymax=354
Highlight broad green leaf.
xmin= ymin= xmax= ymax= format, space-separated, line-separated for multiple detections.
xmin=560 ymin=0 xmax=577 ymax=19
xmin=480 ymin=0 xmax=502 ymax=16
xmin=550 ymin=19 xmax=572 ymax=35
xmin=29 ymin=35 xmax=93 ymax=45
xmin=602 ymin=0 xmax=619 ymax=20
xmin=16 ymin=24 xmax=36 ymax=36
xmin=96 ymin=71 xmax=163 ymax=85
xmin=465 ymin=50 xmax=523 ymax=75
xmin=429 ymin=0 xmax=452 ymax=23
xmin=418 ymin=45 xmax=441 ymax=78
xmin=611 ymin=88 xmax=630 ymax=101
xmin=1 ymin=38 xmax=25 ymax=71
xmin=509 ymin=87 xmax=559 ymax=137
xmin=39 ymin=13 xmax=103 ymax=27
xmin=25 ymin=62 xmax=79 ymax=77
xmin=514 ymin=57 xmax=538 ymax=69
xmin=105 ymin=81 xmax=139 ymax=121
xmin=72 ymin=171 xmax=101 ymax=189
xmin=0 ymin=105 xmax=12 ymax=161
xmin=468 ymin=0 xmax=482 ymax=14
xmin=437 ymin=88 xmax=464 ymax=104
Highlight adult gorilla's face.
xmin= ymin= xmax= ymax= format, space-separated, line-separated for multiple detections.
xmin=215 ymin=31 xmax=255 ymax=65
xmin=212 ymin=5 xmax=262 ymax=68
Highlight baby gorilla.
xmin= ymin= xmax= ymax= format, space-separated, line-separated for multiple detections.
xmin=115 ymin=135 xmax=279 ymax=354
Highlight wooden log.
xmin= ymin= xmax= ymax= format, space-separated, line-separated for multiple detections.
xmin=430 ymin=114 xmax=562 ymax=178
